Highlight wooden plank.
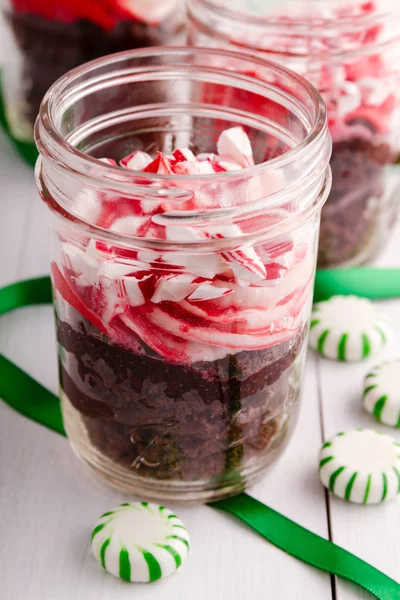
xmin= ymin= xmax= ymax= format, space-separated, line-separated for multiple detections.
xmin=318 ymin=223 xmax=400 ymax=599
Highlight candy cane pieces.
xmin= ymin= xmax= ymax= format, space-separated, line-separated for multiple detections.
xmin=56 ymin=126 xmax=313 ymax=362
xmin=217 ymin=126 xmax=255 ymax=168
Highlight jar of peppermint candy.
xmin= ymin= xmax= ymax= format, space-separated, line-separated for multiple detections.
xmin=188 ymin=0 xmax=400 ymax=267
xmin=35 ymin=48 xmax=331 ymax=502
xmin=1 ymin=0 xmax=185 ymax=142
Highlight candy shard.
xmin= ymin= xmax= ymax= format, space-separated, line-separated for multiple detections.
xmin=216 ymin=159 xmax=244 ymax=172
xmin=118 ymin=0 xmax=179 ymax=26
xmin=188 ymin=282 xmax=233 ymax=302
xmin=216 ymin=126 xmax=255 ymax=168
xmin=62 ymin=243 xmax=99 ymax=286
xmin=358 ymin=77 xmax=390 ymax=107
xmin=74 ymin=189 xmax=102 ymax=223
xmin=110 ymin=215 xmax=150 ymax=236
xmin=221 ymin=246 xmax=267 ymax=283
xmin=99 ymin=158 xmax=117 ymax=166
xmin=336 ymin=81 xmax=362 ymax=117
xmin=151 ymin=274 xmax=197 ymax=303
xmin=143 ymin=152 xmax=174 ymax=174
xmin=120 ymin=150 xmax=153 ymax=170
xmin=122 ymin=274 xmax=151 ymax=306
xmin=172 ymin=148 xmax=196 ymax=163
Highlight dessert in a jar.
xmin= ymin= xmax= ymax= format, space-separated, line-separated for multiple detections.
xmin=1 ymin=0 xmax=185 ymax=141
xmin=188 ymin=0 xmax=400 ymax=267
xmin=35 ymin=48 xmax=331 ymax=502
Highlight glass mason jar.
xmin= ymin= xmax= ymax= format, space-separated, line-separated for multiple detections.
xmin=35 ymin=47 xmax=331 ymax=503
xmin=1 ymin=0 xmax=185 ymax=142
xmin=188 ymin=0 xmax=400 ymax=267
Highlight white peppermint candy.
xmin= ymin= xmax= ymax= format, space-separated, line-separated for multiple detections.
xmin=309 ymin=295 xmax=391 ymax=362
xmin=319 ymin=429 xmax=400 ymax=505
xmin=216 ymin=127 xmax=254 ymax=168
xmin=91 ymin=502 xmax=189 ymax=583
xmin=363 ymin=360 xmax=400 ymax=427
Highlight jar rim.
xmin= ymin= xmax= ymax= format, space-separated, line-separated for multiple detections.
xmin=189 ymin=0 xmax=396 ymax=29
xmin=35 ymin=46 xmax=327 ymax=185
xmin=35 ymin=46 xmax=331 ymax=247
xmin=188 ymin=0 xmax=400 ymax=57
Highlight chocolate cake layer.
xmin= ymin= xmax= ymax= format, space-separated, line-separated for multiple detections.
xmin=318 ymin=136 xmax=395 ymax=267
xmin=58 ymin=316 xmax=305 ymax=481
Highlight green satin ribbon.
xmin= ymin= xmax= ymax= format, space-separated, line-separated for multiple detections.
xmin=314 ymin=268 xmax=400 ymax=303
xmin=1 ymin=274 xmax=400 ymax=598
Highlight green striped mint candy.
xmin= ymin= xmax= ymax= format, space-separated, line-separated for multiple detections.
xmin=91 ymin=502 xmax=190 ymax=582
xmin=363 ymin=360 xmax=400 ymax=427
xmin=309 ymin=295 xmax=390 ymax=362
xmin=319 ymin=429 xmax=400 ymax=505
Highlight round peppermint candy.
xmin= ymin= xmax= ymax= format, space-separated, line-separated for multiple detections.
xmin=363 ymin=360 xmax=400 ymax=427
xmin=309 ymin=295 xmax=390 ymax=361
xmin=91 ymin=502 xmax=190 ymax=582
xmin=319 ymin=429 xmax=400 ymax=504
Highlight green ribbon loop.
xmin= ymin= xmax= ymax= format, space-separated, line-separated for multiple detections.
xmin=1 ymin=274 xmax=400 ymax=598
xmin=314 ymin=268 xmax=400 ymax=302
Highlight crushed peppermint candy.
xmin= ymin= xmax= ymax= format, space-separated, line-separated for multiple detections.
xmin=53 ymin=126 xmax=314 ymax=363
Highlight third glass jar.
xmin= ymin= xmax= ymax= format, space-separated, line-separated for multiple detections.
xmin=1 ymin=0 xmax=185 ymax=142
xmin=188 ymin=0 xmax=400 ymax=267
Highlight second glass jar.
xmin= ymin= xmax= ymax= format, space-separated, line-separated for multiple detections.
xmin=188 ymin=0 xmax=400 ymax=267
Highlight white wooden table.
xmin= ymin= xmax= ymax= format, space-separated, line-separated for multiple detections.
xmin=1 ymin=128 xmax=400 ymax=600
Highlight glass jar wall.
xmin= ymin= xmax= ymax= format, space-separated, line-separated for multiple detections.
xmin=35 ymin=48 xmax=331 ymax=502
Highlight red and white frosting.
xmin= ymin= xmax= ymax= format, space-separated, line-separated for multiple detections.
xmin=53 ymin=127 xmax=315 ymax=364
xmin=11 ymin=0 xmax=179 ymax=28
